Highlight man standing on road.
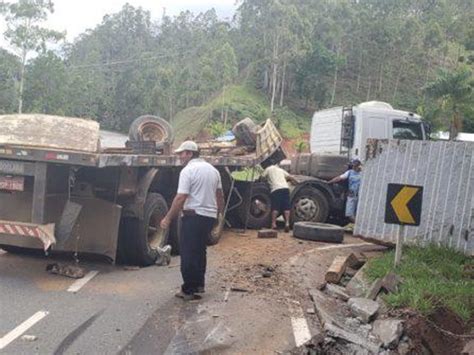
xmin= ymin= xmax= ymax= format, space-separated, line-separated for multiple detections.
xmin=328 ymin=159 xmax=362 ymax=226
xmin=261 ymin=164 xmax=298 ymax=232
xmin=161 ymin=141 xmax=224 ymax=301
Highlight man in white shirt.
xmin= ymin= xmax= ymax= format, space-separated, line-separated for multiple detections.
xmin=161 ymin=141 xmax=224 ymax=301
xmin=261 ymin=164 xmax=298 ymax=232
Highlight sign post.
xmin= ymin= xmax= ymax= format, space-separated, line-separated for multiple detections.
xmin=384 ymin=184 xmax=423 ymax=267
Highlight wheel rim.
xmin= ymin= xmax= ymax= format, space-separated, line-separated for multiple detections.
xmin=139 ymin=122 xmax=168 ymax=142
xmin=294 ymin=197 xmax=319 ymax=221
xmin=250 ymin=195 xmax=270 ymax=219
xmin=148 ymin=210 xmax=166 ymax=250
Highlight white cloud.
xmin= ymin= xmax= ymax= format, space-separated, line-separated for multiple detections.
xmin=1 ymin=0 xmax=237 ymax=51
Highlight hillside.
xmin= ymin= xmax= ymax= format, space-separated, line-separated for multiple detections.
xmin=172 ymin=85 xmax=310 ymax=145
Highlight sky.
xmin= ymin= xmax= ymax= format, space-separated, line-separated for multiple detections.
xmin=0 ymin=0 xmax=237 ymax=51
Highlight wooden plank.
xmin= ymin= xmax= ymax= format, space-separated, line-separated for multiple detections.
xmin=325 ymin=255 xmax=349 ymax=284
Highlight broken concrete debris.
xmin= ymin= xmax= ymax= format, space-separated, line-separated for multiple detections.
xmin=46 ymin=263 xmax=85 ymax=279
xmin=21 ymin=335 xmax=38 ymax=342
xmin=366 ymin=272 xmax=402 ymax=300
xmin=348 ymin=297 xmax=380 ymax=323
xmin=372 ymin=319 xmax=404 ymax=349
xmin=324 ymin=283 xmax=350 ymax=301
xmin=257 ymin=229 xmax=278 ymax=238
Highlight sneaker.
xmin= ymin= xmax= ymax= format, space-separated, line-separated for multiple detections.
xmin=175 ymin=291 xmax=202 ymax=301
xmin=196 ymin=287 xmax=205 ymax=294
xmin=284 ymin=225 xmax=290 ymax=233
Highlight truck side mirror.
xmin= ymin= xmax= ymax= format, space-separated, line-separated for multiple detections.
xmin=341 ymin=110 xmax=354 ymax=148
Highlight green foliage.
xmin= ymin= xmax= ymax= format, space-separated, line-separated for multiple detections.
xmin=207 ymin=121 xmax=227 ymax=138
xmin=424 ymin=66 xmax=474 ymax=138
xmin=0 ymin=0 xmax=473 ymax=136
xmin=365 ymin=245 xmax=474 ymax=322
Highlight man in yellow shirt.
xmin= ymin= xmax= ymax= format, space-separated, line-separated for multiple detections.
xmin=261 ymin=164 xmax=298 ymax=232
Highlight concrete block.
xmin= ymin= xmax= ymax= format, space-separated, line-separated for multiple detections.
xmin=348 ymin=298 xmax=379 ymax=323
xmin=372 ymin=319 xmax=404 ymax=349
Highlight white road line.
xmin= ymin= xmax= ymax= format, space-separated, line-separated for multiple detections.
xmin=315 ymin=242 xmax=373 ymax=251
xmin=288 ymin=302 xmax=311 ymax=347
xmin=0 ymin=311 xmax=48 ymax=350
xmin=67 ymin=270 xmax=99 ymax=293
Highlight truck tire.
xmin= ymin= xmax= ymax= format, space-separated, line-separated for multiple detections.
xmin=293 ymin=222 xmax=344 ymax=243
xmin=237 ymin=182 xmax=272 ymax=229
xmin=291 ymin=187 xmax=329 ymax=224
xmin=129 ymin=115 xmax=174 ymax=147
xmin=119 ymin=193 xmax=169 ymax=266
xmin=232 ymin=118 xmax=258 ymax=146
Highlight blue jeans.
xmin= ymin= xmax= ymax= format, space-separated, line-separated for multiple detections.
xmin=180 ymin=215 xmax=215 ymax=294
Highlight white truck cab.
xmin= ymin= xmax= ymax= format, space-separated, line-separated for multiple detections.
xmin=310 ymin=101 xmax=429 ymax=160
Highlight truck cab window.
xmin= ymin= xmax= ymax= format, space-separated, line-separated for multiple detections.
xmin=393 ymin=121 xmax=423 ymax=140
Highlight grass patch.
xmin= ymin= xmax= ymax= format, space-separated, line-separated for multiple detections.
xmin=365 ymin=245 xmax=474 ymax=322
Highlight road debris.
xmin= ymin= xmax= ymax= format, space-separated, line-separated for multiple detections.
xmin=324 ymin=283 xmax=350 ymax=301
xmin=348 ymin=297 xmax=380 ymax=323
xmin=124 ymin=266 xmax=140 ymax=271
xmin=325 ymin=255 xmax=349 ymax=284
xmin=257 ymin=229 xmax=278 ymax=239
xmin=372 ymin=319 xmax=404 ymax=349
xmin=46 ymin=263 xmax=86 ymax=279
xmin=366 ymin=272 xmax=401 ymax=300
xmin=230 ymin=287 xmax=250 ymax=293
xmin=21 ymin=335 xmax=38 ymax=342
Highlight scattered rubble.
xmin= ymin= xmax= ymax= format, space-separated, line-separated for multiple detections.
xmin=257 ymin=229 xmax=278 ymax=239
xmin=372 ymin=319 xmax=404 ymax=349
xmin=325 ymin=255 xmax=349 ymax=284
xmin=366 ymin=272 xmax=401 ymax=300
xmin=21 ymin=335 xmax=38 ymax=342
xmin=348 ymin=297 xmax=380 ymax=323
xmin=325 ymin=283 xmax=350 ymax=301
xmin=46 ymin=263 xmax=85 ymax=279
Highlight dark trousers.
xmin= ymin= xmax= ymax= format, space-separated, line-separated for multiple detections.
xmin=180 ymin=214 xmax=216 ymax=294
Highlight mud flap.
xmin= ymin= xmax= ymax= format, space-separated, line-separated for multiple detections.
xmin=55 ymin=201 xmax=83 ymax=247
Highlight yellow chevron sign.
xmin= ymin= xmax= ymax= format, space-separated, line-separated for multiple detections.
xmin=385 ymin=184 xmax=423 ymax=226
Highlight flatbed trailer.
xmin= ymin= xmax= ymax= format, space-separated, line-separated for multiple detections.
xmin=0 ymin=114 xmax=285 ymax=265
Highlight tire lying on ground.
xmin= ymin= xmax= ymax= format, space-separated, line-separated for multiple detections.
xmin=128 ymin=115 xmax=174 ymax=148
xmin=118 ymin=193 xmax=169 ymax=266
xmin=292 ymin=222 xmax=344 ymax=243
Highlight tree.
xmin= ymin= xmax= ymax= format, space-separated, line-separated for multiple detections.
xmin=0 ymin=0 xmax=64 ymax=113
xmin=424 ymin=66 xmax=473 ymax=139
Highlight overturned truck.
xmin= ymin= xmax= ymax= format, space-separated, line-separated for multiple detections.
xmin=0 ymin=114 xmax=288 ymax=266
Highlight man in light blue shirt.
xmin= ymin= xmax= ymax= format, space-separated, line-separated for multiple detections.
xmin=329 ymin=159 xmax=362 ymax=223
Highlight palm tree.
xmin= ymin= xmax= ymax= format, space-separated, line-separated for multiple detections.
xmin=424 ymin=67 xmax=473 ymax=140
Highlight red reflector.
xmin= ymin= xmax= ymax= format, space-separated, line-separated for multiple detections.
xmin=45 ymin=152 xmax=57 ymax=160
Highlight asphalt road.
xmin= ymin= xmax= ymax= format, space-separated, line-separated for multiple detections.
xmin=0 ymin=250 xmax=182 ymax=354
xmin=0 ymin=232 xmax=378 ymax=354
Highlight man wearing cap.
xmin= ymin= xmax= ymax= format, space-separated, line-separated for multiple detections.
xmin=161 ymin=141 xmax=224 ymax=301
xmin=329 ymin=159 xmax=362 ymax=225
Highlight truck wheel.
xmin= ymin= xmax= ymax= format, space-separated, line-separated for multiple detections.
xmin=129 ymin=115 xmax=174 ymax=147
xmin=207 ymin=213 xmax=224 ymax=246
xmin=232 ymin=118 xmax=258 ymax=146
xmin=293 ymin=222 xmax=344 ymax=243
xmin=291 ymin=187 xmax=329 ymax=224
xmin=237 ymin=182 xmax=272 ymax=229
xmin=119 ymin=193 xmax=169 ymax=266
